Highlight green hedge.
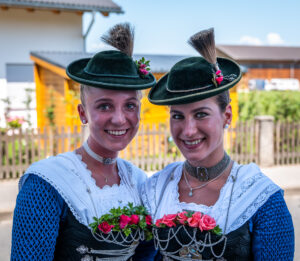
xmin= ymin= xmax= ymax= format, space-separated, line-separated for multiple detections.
xmin=238 ymin=91 xmax=300 ymax=122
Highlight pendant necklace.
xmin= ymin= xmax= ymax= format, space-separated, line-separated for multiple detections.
xmin=83 ymin=141 xmax=117 ymax=165
xmin=183 ymin=153 xmax=231 ymax=197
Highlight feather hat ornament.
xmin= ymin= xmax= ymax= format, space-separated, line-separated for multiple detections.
xmin=66 ymin=23 xmax=156 ymax=90
xmin=188 ymin=28 xmax=218 ymax=71
xmin=148 ymin=27 xmax=242 ymax=105
xmin=101 ymin=23 xmax=135 ymax=57
xmin=188 ymin=28 xmax=224 ymax=86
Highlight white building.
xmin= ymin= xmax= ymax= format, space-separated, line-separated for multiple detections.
xmin=0 ymin=0 xmax=122 ymax=127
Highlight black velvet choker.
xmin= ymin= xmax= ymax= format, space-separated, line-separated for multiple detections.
xmin=183 ymin=152 xmax=231 ymax=182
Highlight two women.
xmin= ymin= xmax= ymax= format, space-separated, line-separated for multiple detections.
xmin=143 ymin=28 xmax=294 ymax=260
xmin=11 ymin=23 xmax=157 ymax=260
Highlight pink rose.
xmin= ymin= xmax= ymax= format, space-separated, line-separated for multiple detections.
xmin=129 ymin=214 xmax=140 ymax=225
xmin=119 ymin=214 xmax=131 ymax=229
xmin=146 ymin=215 xmax=152 ymax=226
xmin=139 ymin=63 xmax=146 ymax=69
xmin=98 ymin=221 xmax=114 ymax=233
xmin=216 ymin=70 xmax=221 ymax=75
xmin=161 ymin=214 xmax=177 ymax=227
xmin=177 ymin=211 xmax=188 ymax=225
xmin=200 ymin=214 xmax=216 ymax=231
xmin=187 ymin=212 xmax=202 ymax=228
xmin=216 ymin=76 xmax=223 ymax=85
xmin=139 ymin=68 xmax=149 ymax=75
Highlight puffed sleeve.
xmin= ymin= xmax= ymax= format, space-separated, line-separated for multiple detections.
xmin=11 ymin=174 xmax=65 ymax=261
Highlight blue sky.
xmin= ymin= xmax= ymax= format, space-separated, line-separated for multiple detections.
xmin=84 ymin=0 xmax=300 ymax=55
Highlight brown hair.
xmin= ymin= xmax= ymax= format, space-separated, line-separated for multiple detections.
xmin=80 ymin=85 xmax=143 ymax=106
xmin=215 ymin=90 xmax=230 ymax=112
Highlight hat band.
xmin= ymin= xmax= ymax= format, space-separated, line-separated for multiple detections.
xmin=166 ymin=73 xmax=238 ymax=93
xmin=83 ymin=68 xmax=140 ymax=79
xmin=166 ymin=83 xmax=214 ymax=93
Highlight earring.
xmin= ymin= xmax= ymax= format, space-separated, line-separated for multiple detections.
xmin=82 ymin=119 xmax=87 ymax=124
xmin=224 ymin=123 xmax=229 ymax=129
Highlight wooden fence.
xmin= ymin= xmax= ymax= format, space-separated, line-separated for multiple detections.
xmin=0 ymin=121 xmax=299 ymax=179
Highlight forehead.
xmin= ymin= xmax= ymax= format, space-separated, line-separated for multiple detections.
xmin=85 ymin=87 xmax=139 ymax=101
xmin=170 ymin=97 xmax=218 ymax=112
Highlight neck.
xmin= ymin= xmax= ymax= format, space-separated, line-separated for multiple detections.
xmin=184 ymin=152 xmax=231 ymax=182
xmin=83 ymin=140 xmax=118 ymax=165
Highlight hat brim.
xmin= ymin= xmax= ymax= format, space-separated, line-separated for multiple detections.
xmin=148 ymin=57 xmax=242 ymax=105
xmin=66 ymin=58 xmax=156 ymax=90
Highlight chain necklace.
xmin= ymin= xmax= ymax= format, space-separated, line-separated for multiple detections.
xmin=183 ymin=160 xmax=231 ymax=197
xmin=83 ymin=141 xmax=117 ymax=165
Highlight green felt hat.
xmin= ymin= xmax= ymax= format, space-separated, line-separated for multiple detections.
xmin=148 ymin=28 xmax=242 ymax=105
xmin=66 ymin=23 xmax=156 ymax=90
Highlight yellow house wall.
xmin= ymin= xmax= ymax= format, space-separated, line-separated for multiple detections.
xmin=34 ymin=65 xmax=239 ymax=130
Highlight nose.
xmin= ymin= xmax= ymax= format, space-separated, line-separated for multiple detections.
xmin=111 ymin=108 xmax=126 ymax=125
xmin=182 ymin=118 xmax=198 ymax=138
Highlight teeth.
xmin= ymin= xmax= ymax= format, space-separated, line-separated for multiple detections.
xmin=107 ymin=130 xmax=126 ymax=136
xmin=184 ymin=139 xmax=202 ymax=145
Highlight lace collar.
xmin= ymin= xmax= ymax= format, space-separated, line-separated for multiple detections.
xmin=20 ymin=152 xmax=142 ymax=227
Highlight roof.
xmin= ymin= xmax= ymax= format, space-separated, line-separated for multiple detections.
xmin=217 ymin=45 xmax=300 ymax=62
xmin=0 ymin=0 xmax=123 ymax=13
xmin=30 ymin=51 xmax=189 ymax=73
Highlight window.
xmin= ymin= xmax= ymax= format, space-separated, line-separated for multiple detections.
xmin=6 ymin=64 xmax=34 ymax=82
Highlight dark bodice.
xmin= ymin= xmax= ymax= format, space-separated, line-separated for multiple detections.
xmin=54 ymin=209 xmax=134 ymax=261
xmin=156 ymin=222 xmax=252 ymax=261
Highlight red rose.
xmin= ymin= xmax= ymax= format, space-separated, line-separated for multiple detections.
xmin=119 ymin=214 xmax=131 ymax=229
xmin=187 ymin=212 xmax=202 ymax=228
xmin=161 ymin=214 xmax=177 ymax=227
xmin=129 ymin=214 xmax=140 ymax=225
xmin=146 ymin=215 xmax=152 ymax=226
xmin=98 ymin=221 xmax=114 ymax=234
xmin=200 ymin=214 xmax=216 ymax=231
xmin=155 ymin=218 xmax=163 ymax=227
xmin=177 ymin=211 xmax=188 ymax=225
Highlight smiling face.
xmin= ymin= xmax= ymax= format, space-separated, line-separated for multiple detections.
xmin=78 ymin=86 xmax=141 ymax=158
xmin=170 ymin=96 xmax=232 ymax=167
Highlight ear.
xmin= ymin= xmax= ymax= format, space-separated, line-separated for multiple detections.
xmin=223 ymin=104 xmax=232 ymax=128
xmin=78 ymin=104 xmax=87 ymax=124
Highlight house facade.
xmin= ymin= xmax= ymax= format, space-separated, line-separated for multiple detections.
xmin=0 ymin=0 xmax=122 ymax=128
xmin=217 ymin=45 xmax=300 ymax=91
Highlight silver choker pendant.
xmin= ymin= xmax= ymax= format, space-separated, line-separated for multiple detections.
xmin=83 ymin=141 xmax=117 ymax=165
xmin=184 ymin=152 xmax=231 ymax=182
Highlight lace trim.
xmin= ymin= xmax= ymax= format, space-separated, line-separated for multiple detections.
xmin=73 ymin=152 xmax=125 ymax=190
xmin=230 ymin=183 xmax=280 ymax=231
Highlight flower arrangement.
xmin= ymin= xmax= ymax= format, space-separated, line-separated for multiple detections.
xmin=153 ymin=211 xmax=226 ymax=259
xmin=89 ymin=202 xmax=153 ymax=241
xmin=135 ymin=57 xmax=151 ymax=77
xmin=155 ymin=210 xmax=222 ymax=235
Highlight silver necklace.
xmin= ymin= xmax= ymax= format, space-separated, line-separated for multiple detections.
xmin=183 ymin=161 xmax=231 ymax=197
xmin=83 ymin=141 xmax=117 ymax=165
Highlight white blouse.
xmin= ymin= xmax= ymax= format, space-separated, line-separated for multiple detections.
xmin=142 ymin=161 xmax=281 ymax=234
xmin=20 ymin=151 xmax=147 ymax=227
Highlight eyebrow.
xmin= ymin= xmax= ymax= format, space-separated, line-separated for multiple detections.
xmin=170 ymin=106 xmax=212 ymax=114
xmin=94 ymin=97 xmax=139 ymax=103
